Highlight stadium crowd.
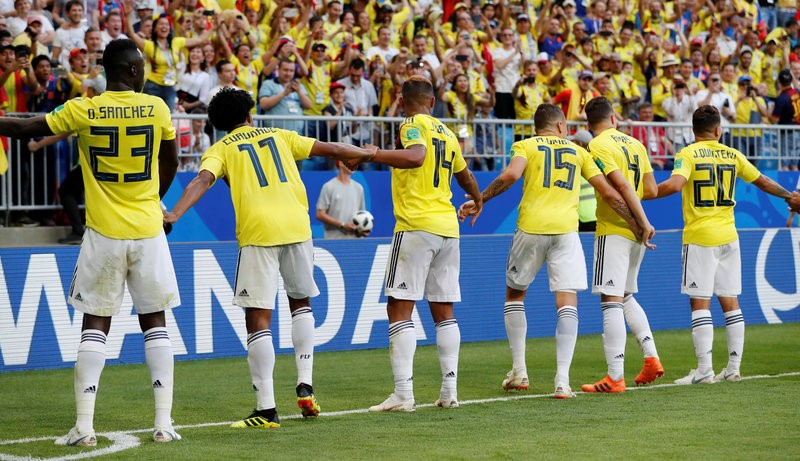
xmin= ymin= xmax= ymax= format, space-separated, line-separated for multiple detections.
xmin=3 ymin=0 xmax=800 ymax=226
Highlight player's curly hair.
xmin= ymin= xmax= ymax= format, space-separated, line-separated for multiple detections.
xmin=207 ymin=87 xmax=254 ymax=133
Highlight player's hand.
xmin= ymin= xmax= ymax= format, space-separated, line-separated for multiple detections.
xmin=640 ymin=223 xmax=656 ymax=250
xmin=787 ymin=191 xmax=800 ymax=213
xmin=458 ymin=195 xmax=483 ymax=226
xmin=344 ymin=222 xmax=358 ymax=233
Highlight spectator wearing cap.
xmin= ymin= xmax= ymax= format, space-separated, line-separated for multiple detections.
xmin=662 ymin=77 xmax=697 ymax=152
xmin=51 ymin=0 xmax=87 ymax=71
xmin=492 ymin=26 xmax=522 ymax=120
xmin=371 ymin=0 xmax=413 ymax=51
xmin=127 ymin=0 xmax=155 ymax=33
xmin=535 ymin=52 xmax=557 ymax=94
xmin=65 ymin=47 xmax=89 ymax=99
xmin=561 ymin=0 xmax=580 ymax=27
xmin=513 ymin=59 xmax=550 ymax=140
xmin=771 ymin=69 xmax=800 ymax=169
xmin=737 ymin=46 xmax=760 ymax=85
xmin=10 ymin=13 xmax=47 ymax=58
xmin=128 ymin=12 xmax=211 ymax=113
xmin=514 ymin=13 xmax=537 ymax=61
xmin=592 ymin=71 xmax=616 ymax=113
xmin=608 ymin=51 xmax=641 ymax=119
xmin=302 ymin=41 xmax=352 ymax=140
xmin=553 ymin=69 xmax=599 ymax=121
xmin=763 ymin=33 xmax=790 ymax=99
xmin=649 ymin=54 xmax=679 ymax=121
xmin=320 ymin=81 xmax=354 ymax=144
xmin=732 ymin=74 xmax=770 ymax=166
xmin=259 ymin=57 xmax=311 ymax=134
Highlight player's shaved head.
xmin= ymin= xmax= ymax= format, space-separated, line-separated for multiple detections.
xmin=103 ymin=39 xmax=145 ymax=92
xmin=402 ymin=75 xmax=434 ymax=107
xmin=585 ymin=97 xmax=614 ymax=127
xmin=534 ymin=104 xmax=566 ymax=133
xmin=692 ymin=105 xmax=721 ymax=137
xmin=208 ymin=87 xmax=255 ymax=133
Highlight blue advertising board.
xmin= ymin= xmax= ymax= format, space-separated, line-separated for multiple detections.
xmin=1 ymin=230 xmax=798 ymax=371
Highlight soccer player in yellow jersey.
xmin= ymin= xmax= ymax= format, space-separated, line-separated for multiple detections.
xmin=580 ymin=97 xmax=664 ymax=394
xmin=0 ymin=39 xmax=181 ymax=445
xmin=164 ymin=87 xmax=379 ymax=428
xmin=655 ymin=105 xmax=792 ymax=385
xmin=346 ymin=75 xmax=482 ymax=412
xmin=458 ymin=104 xmax=647 ymax=399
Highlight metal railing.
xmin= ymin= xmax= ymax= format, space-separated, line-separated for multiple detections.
xmin=2 ymin=112 xmax=799 ymax=224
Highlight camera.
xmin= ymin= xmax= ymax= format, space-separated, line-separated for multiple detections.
xmin=564 ymin=51 xmax=573 ymax=58
xmin=96 ymin=57 xmax=103 ymax=66
xmin=523 ymin=76 xmax=536 ymax=84
xmin=674 ymin=82 xmax=686 ymax=89
xmin=599 ymin=30 xmax=612 ymax=37
xmin=14 ymin=44 xmax=30 ymax=58
xmin=455 ymin=54 xmax=469 ymax=62
xmin=203 ymin=10 xmax=214 ymax=16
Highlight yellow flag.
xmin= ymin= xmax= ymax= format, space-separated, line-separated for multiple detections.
xmin=0 ymin=142 xmax=7 ymax=175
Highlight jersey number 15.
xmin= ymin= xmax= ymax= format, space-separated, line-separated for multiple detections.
xmin=539 ymin=145 xmax=577 ymax=190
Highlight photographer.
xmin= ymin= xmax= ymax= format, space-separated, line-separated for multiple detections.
xmin=732 ymin=75 xmax=770 ymax=166
xmin=258 ymin=57 xmax=311 ymax=134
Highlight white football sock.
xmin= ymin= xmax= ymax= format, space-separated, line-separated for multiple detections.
xmin=601 ymin=302 xmax=626 ymax=381
xmin=691 ymin=309 xmax=714 ymax=374
xmin=247 ymin=329 xmax=275 ymax=410
xmin=388 ymin=320 xmax=416 ymax=400
xmin=74 ymin=329 xmax=106 ymax=434
xmin=144 ymin=327 xmax=174 ymax=429
xmin=623 ymin=295 xmax=659 ymax=358
xmin=504 ymin=301 xmax=527 ymax=375
xmin=291 ymin=307 xmax=315 ymax=386
xmin=555 ymin=306 xmax=578 ymax=385
xmin=435 ymin=319 xmax=460 ymax=398
xmin=723 ymin=309 xmax=744 ymax=372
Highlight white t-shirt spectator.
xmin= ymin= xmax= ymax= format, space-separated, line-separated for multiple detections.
xmin=492 ymin=47 xmax=521 ymax=93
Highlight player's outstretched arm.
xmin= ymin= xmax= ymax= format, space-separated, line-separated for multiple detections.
xmin=159 ymin=139 xmax=179 ymax=199
xmin=310 ymin=141 xmax=377 ymax=167
xmin=607 ymin=169 xmax=656 ymax=249
xmin=752 ymin=174 xmax=792 ymax=201
xmin=641 ymin=171 xmax=658 ymax=199
xmin=164 ymin=170 xmax=215 ymax=224
xmin=454 ymin=167 xmax=483 ymax=226
xmin=0 ymin=115 xmax=53 ymax=138
xmin=654 ymin=175 xmax=686 ymax=199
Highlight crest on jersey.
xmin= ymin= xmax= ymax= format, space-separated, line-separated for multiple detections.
xmin=675 ymin=158 xmax=683 ymax=169
xmin=406 ymin=128 xmax=420 ymax=140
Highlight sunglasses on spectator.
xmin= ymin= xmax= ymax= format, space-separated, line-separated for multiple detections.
xmin=710 ymin=78 xmax=720 ymax=82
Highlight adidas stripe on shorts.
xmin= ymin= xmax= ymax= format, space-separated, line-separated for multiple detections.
xmin=591 ymin=234 xmax=645 ymax=297
xmin=384 ymin=231 xmax=461 ymax=302
xmin=506 ymin=230 xmax=587 ymax=292
xmin=681 ymin=241 xmax=742 ymax=298
xmin=68 ymin=228 xmax=180 ymax=316
xmin=233 ymin=240 xmax=320 ymax=309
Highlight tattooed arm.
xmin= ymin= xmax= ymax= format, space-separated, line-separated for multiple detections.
xmin=587 ymin=173 xmax=642 ymax=238
xmin=752 ymin=174 xmax=792 ymax=201
xmin=458 ymin=156 xmax=526 ymax=225
xmin=606 ymin=169 xmax=656 ymax=249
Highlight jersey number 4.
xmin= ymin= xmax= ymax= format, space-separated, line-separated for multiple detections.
xmin=538 ymin=145 xmax=576 ymax=190
xmin=89 ymin=125 xmax=154 ymax=182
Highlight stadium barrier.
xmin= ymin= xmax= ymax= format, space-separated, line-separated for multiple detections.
xmin=2 ymin=112 xmax=800 ymax=224
xmin=1 ymin=229 xmax=798 ymax=372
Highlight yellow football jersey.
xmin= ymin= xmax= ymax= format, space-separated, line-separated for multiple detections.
xmin=672 ymin=140 xmax=761 ymax=246
xmin=46 ymin=91 xmax=176 ymax=239
xmin=511 ymin=136 xmax=603 ymax=234
xmin=589 ymin=128 xmax=652 ymax=241
xmin=200 ymin=126 xmax=315 ymax=247
xmin=392 ymin=114 xmax=467 ymax=238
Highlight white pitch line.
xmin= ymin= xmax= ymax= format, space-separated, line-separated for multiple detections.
xmin=2 ymin=371 xmax=798 ymax=460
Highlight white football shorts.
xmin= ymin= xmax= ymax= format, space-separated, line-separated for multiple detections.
xmin=506 ymin=230 xmax=587 ymax=292
xmin=681 ymin=241 xmax=742 ymax=298
xmin=233 ymin=240 xmax=320 ymax=309
xmin=591 ymin=234 xmax=645 ymax=297
xmin=384 ymin=231 xmax=461 ymax=302
xmin=68 ymin=228 xmax=180 ymax=316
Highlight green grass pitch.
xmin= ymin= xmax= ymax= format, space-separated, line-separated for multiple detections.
xmin=1 ymin=323 xmax=798 ymax=460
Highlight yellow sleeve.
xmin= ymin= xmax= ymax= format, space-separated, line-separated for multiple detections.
xmin=737 ymin=152 xmax=762 ymax=183
xmin=671 ymin=148 xmax=692 ymax=180
xmin=199 ymin=142 xmax=226 ymax=183
xmin=158 ymin=98 xmax=177 ymax=141
xmin=284 ymin=129 xmax=316 ymax=161
xmin=400 ymin=118 xmax=425 ymax=148
xmin=589 ymin=140 xmax=620 ymax=176
xmin=579 ymin=147 xmax=602 ymax=180
xmin=45 ymin=99 xmax=79 ymax=135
